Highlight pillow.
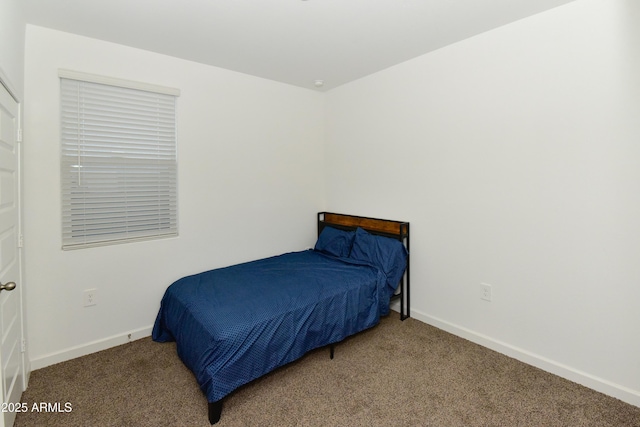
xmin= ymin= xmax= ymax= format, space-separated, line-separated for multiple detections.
xmin=349 ymin=227 xmax=408 ymax=292
xmin=314 ymin=226 xmax=355 ymax=258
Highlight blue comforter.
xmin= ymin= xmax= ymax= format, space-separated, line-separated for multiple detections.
xmin=152 ymin=250 xmax=388 ymax=403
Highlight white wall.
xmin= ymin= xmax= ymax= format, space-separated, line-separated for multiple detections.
xmin=23 ymin=25 xmax=326 ymax=367
xmin=325 ymin=0 xmax=640 ymax=406
xmin=0 ymin=0 xmax=25 ymax=98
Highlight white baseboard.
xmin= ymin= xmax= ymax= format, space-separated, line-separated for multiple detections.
xmin=30 ymin=326 xmax=153 ymax=371
xmin=404 ymin=307 xmax=640 ymax=408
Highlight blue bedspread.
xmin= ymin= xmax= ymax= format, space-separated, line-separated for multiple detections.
xmin=152 ymin=250 xmax=388 ymax=402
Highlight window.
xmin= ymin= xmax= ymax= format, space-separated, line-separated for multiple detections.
xmin=60 ymin=70 xmax=179 ymax=249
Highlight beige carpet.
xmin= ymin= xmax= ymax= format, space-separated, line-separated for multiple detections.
xmin=15 ymin=316 xmax=640 ymax=426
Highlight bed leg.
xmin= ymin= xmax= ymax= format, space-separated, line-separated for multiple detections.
xmin=330 ymin=344 xmax=335 ymax=359
xmin=208 ymin=400 xmax=223 ymax=424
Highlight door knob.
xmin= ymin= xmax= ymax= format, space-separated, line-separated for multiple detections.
xmin=0 ymin=281 xmax=16 ymax=292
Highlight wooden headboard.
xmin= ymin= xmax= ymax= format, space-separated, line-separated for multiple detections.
xmin=318 ymin=212 xmax=409 ymax=241
xmin=317 ymin=212 xmax=410 ymax=320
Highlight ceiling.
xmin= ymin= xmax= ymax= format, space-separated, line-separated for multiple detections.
xmin=22 ymin=0 xmax=576 ymax=91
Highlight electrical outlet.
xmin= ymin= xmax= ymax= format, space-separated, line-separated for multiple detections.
xmin=83 ymin=289 xmax=98 ymax=307
xmin=480 ymin=283 xmax=492 ymax=302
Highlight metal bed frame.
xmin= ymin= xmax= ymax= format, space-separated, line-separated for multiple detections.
xmin=208 ymin=212 xmax=410 ymax=424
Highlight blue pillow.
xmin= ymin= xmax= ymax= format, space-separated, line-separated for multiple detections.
xmin=314 ymin=226 xmax=355 ymax=258
xmin=349 ymin=227 xmax=408 ymax=292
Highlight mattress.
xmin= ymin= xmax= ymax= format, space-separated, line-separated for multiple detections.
xmin=152 ymin=249 xmax=388 ymax=402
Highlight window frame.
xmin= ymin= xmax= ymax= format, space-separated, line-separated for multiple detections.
xmin=59 ymin=70 xmax=180 ymax=250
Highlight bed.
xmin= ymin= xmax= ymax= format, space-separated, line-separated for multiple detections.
xmin=152 ymin=212 xmax=410 ymax=424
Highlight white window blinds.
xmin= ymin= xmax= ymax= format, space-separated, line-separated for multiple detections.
xmin=60 ymin=72 xmax=179 ymax=250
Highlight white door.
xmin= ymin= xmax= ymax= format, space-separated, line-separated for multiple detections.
xmin=0 ymin=80 xmax=24 ymax=427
